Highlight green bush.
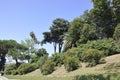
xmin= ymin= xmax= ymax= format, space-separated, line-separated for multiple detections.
xmin=63 ymin=48 xmax=83 ymax=61
xmin=79 ymin=38 xmax=120 ymax=56
xmin=4 ymin=64 xmax=17 ymax=75
xmin=73 ymin=73 xmax=120 ymax=80
xmin=82 ymin=49 xmax=103 ymax=66
xmin=37 ymin=55 xmax=48 ymax=68
xmin=17 ymin=63 xmax=36 ymax=75
xmin=74 ymin=74 xmax=108 ymax=80
xmin=11 ymin=70 xmax=18 ymax=75
xmin=40 ymin=59 xmax=55 ymax=75
xmin=50 ymin=53 xmax=63 ymax=66
xmin=64 ymin=57 xmax=80 ymax=72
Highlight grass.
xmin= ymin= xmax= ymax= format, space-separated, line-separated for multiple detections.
xmin=5 ymin=75 xmax=73 ymax=80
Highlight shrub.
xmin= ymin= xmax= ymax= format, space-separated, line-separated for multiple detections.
xmin=11 ymin=70 xmax=18 ymax=75
xmin=40 ymin=59 xmax=55 ymax=75
xmin=63 ymin=48 xmax=82 ymax=61
xmin=50 ymin=53 xmax=63 ymax=67
xmin=37 ymin=55 xmax=48 ymax=68
xmin=78 ymin=38 xmax=120 ymax=56
xmin=17 ymin=63 xmax=36 ymax=75
xmin=64 ymin=56 xmax=80 ymax=72
xmin=74 ymin=74 xmax=107 ymax=80
xmin=4 ymin=64 xmax=17 ymax=75
xmin=82 ymin=49 xmax=103 ymax=66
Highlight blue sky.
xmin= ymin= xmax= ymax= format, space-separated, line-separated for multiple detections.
xmin=0 ymin=0 xmax=93 ymax=55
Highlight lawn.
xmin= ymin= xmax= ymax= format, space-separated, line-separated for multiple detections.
xmin=6 ymin=75 xmax=73 ymax=80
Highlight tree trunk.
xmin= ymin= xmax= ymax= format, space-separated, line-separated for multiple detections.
xmin=15 ymin=58 xmax=19 ymax=67
xmin=53 ymin=42 xmax=57 ymax=53
xmin=58 ymin=42 xmax=63 ymax=53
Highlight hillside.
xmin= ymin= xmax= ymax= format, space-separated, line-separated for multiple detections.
xmin=27 ymin=54 xmax=120 ymax=77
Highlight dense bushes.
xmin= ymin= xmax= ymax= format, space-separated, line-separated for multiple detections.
xmin=74 ymin=74 xmax=109 ymax=80
xmin=50 ymin=53 xmax=63 ymax=66
xmin=40 ymin=59 xmax=55 ymax=75
xmin=64 ymin=57 xmax=80 ymax=72
xmin=17 ymin=63 xmax=36 ymax=75
xmin=37 ymin=55 xmax=48 ymax=68
xmin=74 ymin=73 xmax=120 ymax=80
xmin=79 ymin=38 xmax=120 ymax=56
xmin=4 ymin=64 xmax=18 ymax=75
xmin=82 ymin=49 xmax=103 ymax=67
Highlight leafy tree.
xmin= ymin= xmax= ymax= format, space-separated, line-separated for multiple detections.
xmin=8 ymin=42 xmax=27 ymax=66
xmin=42 ymin=18 xmax=69 ymax=53
xmin=90 ymin=0 xmax=119 ymax=38
xmin=112 ymin=0 xmax=120 ymax=25
xmin=30 ymin=31 xmax=40 ymax=44
xmin=35 ymin=48 xmax=48 ymax=57
xmin=21 ymin=39 xmax=36 ymax=63
xmin=64 ymin=18 xmax=84 ymax=50
xmin=31 ymin=48 xmax=48 ymax=63
xmin=0 ymin=40 xmax=26 ymax=71
xmin=64 ymin=18 xmax=97 ymax=51
xmin=78 ymin=23 xmax=97 ymax=44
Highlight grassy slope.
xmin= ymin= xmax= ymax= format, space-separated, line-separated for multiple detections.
xmin=6 ymin=54 xmax=120 ymax=80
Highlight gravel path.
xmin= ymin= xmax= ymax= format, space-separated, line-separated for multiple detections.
xmin=0 ymin=76 xmax=9 ymax=80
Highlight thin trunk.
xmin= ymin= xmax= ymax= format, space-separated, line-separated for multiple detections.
xmin=58 ymin=43 xmax=63 ymax=53
xmin=53 ymin=42 xmax=57 ymax=53
xmin=15 ymin=58 xmax=19 ymax=67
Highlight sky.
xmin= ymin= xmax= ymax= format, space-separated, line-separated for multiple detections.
xmin=0 ymin=0 xmax=93 ymax=55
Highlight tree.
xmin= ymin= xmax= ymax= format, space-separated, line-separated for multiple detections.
xmin=78 ymin=23 xmax=97 ymax=44
xmin=63 ymin=18 xmax=84 ymax=51
xmin=112 ymin=0 xmax=120 ymax=25
xmin=42 ymin=18 xmax=69 ymax=53
xmin=31 ymin=48 xmax=48 ymax=63
xmin=0 ymin=40 xmax=27 ymax=71
xmin=8 ymin=42 xmax=28 ymax=66
xmin=113 ymin=23 xmax=120 ymax=41
xmin=30 ymin=31 xmax=40 ymax=44
xmin=35 ymin=48 xmax=48 ymax=57
xmin=21 ymin=39 xmax=36 ymax=63
xmin=90 ymin=0 xmax=119 ymax=38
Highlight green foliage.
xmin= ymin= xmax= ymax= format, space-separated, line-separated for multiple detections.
xmin=64 ymin=48 xmax=80 ymax=59
xmin=90 ymin=0 xmax=115 ymax=38
xmin=50 ymin=53 xmax=63 ymax=66
xmin=40 ymin=59 xmax=55 ymax=75
xmin=36 ymin=55 xmax=48 ymax=68
xmin=21 ymin=38 xmax=36 ymax=63
xmin=82 ymin=49 xmax=103 ymax=66
xmin=113 ymin=23 xmax=120 ymax=41
xmin=17 ymin=63 xmax=36 ymax=75
xmin=74 ymin=74 xmax=109 ymax=80
xmin=79 ymin=39 xmax=120 ymax=56
xmin=11 ymin=70 xmax=18 ymax=75
xmin=64 ymin=18 xmax=97 ymax=51
xmin=64 ymin=57 xmax=80 ymax=72
xmin=78 ymin=23 xmax=97 ymax=44
xmin=0 ymin=40 xmax=26 ymax=71
xmin=31 ymin=48 xmax=48 ymax=63
xmin=65 ymin=18 xmax=84 ymax=47
xmin=36 ymin=48 xmax=48 ymax=57
xmin=42 ymin=18 xmax=69 ymax=53
xmin=4 ymin=64 xmax=17 ymax=75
